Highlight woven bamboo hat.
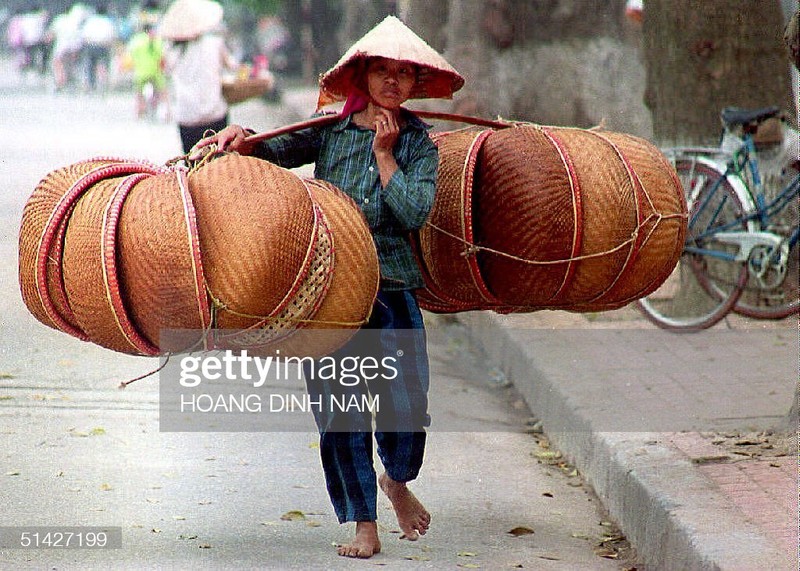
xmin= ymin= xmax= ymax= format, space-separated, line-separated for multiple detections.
xmin=159 ymin=0 xmax=223 ymax=41
xmin=317 ymin=15 xmax=464 ymax=109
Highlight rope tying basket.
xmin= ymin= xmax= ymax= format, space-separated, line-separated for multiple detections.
xmin=414 ymin=124 xmax=687 ymax=313
xmin=19 ymin=153 xmax=379 ymax=357
xmin=18 ymin=111 xmax=687 ymax=361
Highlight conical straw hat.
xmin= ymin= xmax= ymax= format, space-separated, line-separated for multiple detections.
xmin=159 ymin=0 xmax=223 ymax=41
xmin=318 ymin=15 xmax=464 ymax=109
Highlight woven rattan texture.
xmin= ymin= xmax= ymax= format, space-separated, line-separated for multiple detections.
xmin=416 ymin=126 xmax=687 ymax=314
xmin=118 ymin=172 xmax=210 ymax=349
xmin=419 ymin=129 xmax=493 ymax=307
xmin=19 ymin=159 xmax=119 ymax=335
xmin=62 ymin=177 xmax=147 ymax=353
xmin=188 ymin=154 xmax=317 ymax=330
xmin=19 ymin=153 xmax=381 ymax=357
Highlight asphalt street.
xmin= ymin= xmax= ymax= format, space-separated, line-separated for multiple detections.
xmin=0 ymin=67 xmax=637 ymax=569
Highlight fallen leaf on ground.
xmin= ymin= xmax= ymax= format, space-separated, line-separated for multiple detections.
xmin=280 ymin=510 xmax=306 ymax=521
xmin=533 ymin=451 xmax=562 ymax=460
xmin=457 ymin=551 xmax=478 ymax=556
xmin=507 ymin=526 xmax=534 ymax=537
xmin=594 ymin=546 xmax=619 ymax=559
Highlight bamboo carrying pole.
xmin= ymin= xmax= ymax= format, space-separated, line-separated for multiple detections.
xmin=243 ymin=110 xmax=514 ymax=144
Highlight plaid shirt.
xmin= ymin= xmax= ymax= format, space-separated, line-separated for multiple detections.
xmin=253 ymin=110 xmax=438 ymax=290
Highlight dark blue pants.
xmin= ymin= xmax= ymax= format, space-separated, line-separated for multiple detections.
xmin=304 ymin=289 xmax=430 ymax=523
xmin=178 ymin=115 xmax=228 ymax=154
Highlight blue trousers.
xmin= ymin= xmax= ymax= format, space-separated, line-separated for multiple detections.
xmin=304 ymin=289 xmax=430 ymax=523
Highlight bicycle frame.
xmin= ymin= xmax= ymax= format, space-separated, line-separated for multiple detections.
xmin=681 ymin=140 xmax=799 ymax=265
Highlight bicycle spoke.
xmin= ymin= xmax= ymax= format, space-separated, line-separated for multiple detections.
xmin=637 ymin=159 xmax=747 ymax=330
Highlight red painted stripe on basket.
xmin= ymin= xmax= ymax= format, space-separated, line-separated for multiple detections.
xmin=49 ymin=201 xmax=80 ymax=329
xmin=538 ymin=127 xmax=582 ymax=303
xmin=102 ymin=173 xmax=160 ymax=355
xmin=580 ymin=130 xmax=645 ymax=304
xmin=35 ymin=162 xmax=155 ymax=340
xmin=175 ymin=169 xmax=212 ymax=336
xmin=462 ymin=129 xmax=504 ymax=306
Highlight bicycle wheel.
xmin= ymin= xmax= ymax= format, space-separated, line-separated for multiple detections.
xmin=732 ymin=166 xmax=799 ymax=319
xmin=637 ymin=159 xmax=748 ymax=330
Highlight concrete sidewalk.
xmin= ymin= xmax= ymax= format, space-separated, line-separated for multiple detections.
xmin=461 ymin=307 xmax=796 ymax=571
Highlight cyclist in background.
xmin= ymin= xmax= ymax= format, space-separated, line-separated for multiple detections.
xmin=126 ymin=23 xmax=168 ymax=119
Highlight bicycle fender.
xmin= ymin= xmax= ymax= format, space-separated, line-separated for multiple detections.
xmin=687 ymin=155 xmax=757 ymax=213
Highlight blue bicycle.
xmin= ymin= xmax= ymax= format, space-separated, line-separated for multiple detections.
xmin=637 ymin=106 xmax=799 ymax=330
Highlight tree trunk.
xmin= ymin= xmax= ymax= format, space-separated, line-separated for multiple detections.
xmin=643 ymin=0 xmax=792 ymax=146
xmin=407 ymin=0 xmax=653 ymax=137
xmin=404 ymin=0 xmax=450 ymax=54
xmin=338 ymin=0 xmax=397 ymax=58
xmin=785 ymin=393 xmax=799 ymax=434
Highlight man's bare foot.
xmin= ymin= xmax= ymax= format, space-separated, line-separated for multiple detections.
xmin=379 ymin=472 xmax=431 ymax=540
xmin=337 ymin=521 xmax=381 ymax=558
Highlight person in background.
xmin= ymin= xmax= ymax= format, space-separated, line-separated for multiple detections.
xmin=81 ymin=3 xmax=117 ymax=91
xmin=49 ymin=3 xmax=89 ymax=90
xmin=192 ymin=15 xmax=464 ymax=560
xmin=160 ymin=0 xmax=236 ymax=153
xmin=126 ymin=22 xmax=167 ymax=118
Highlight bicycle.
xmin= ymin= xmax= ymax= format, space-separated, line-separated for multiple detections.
xmin=636 ymin=105 xmax=799 ymax=331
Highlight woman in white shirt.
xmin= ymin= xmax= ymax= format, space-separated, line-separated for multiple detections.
xmin=169 ymin=32 xmax=236 ymax=152
xmin=160 ymin=0 xmax=235 ymax=153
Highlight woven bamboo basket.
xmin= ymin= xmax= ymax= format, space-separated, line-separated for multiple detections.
xmin=222 ymin=77 xmax=274 ymax=105
xmin=415 ymin=130 xmax=498 ymax=312
xmin=18 ymin=153 xmax=380 ymax=357
xmin=18 ymin=158 xmax=168 ymax=344
xmin=415 ymin=125 xmax=686 ymax=313
xmin=229 ymin=178 xmax=380 ymax=357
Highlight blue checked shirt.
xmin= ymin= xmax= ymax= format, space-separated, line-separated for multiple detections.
xmin=252 ymin=110 xmax=438 ymax=290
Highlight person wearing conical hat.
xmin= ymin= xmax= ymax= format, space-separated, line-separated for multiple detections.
xmin=195 ymin=15 xmax=463 ymax=559
xmin=160 ymin=0 xmax=236 ymax=152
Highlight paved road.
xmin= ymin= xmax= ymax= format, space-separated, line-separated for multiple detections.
xmin=0 ymin=69 xmax=635 ymax=569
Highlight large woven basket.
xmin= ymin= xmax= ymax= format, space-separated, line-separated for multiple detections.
xmin=222 ymin=77 xmax=274 ymax=105
xmin=415 ymin=125 xmax=686 ymax=313
xmin=19 ymin=154 xmax=379 ymax=357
